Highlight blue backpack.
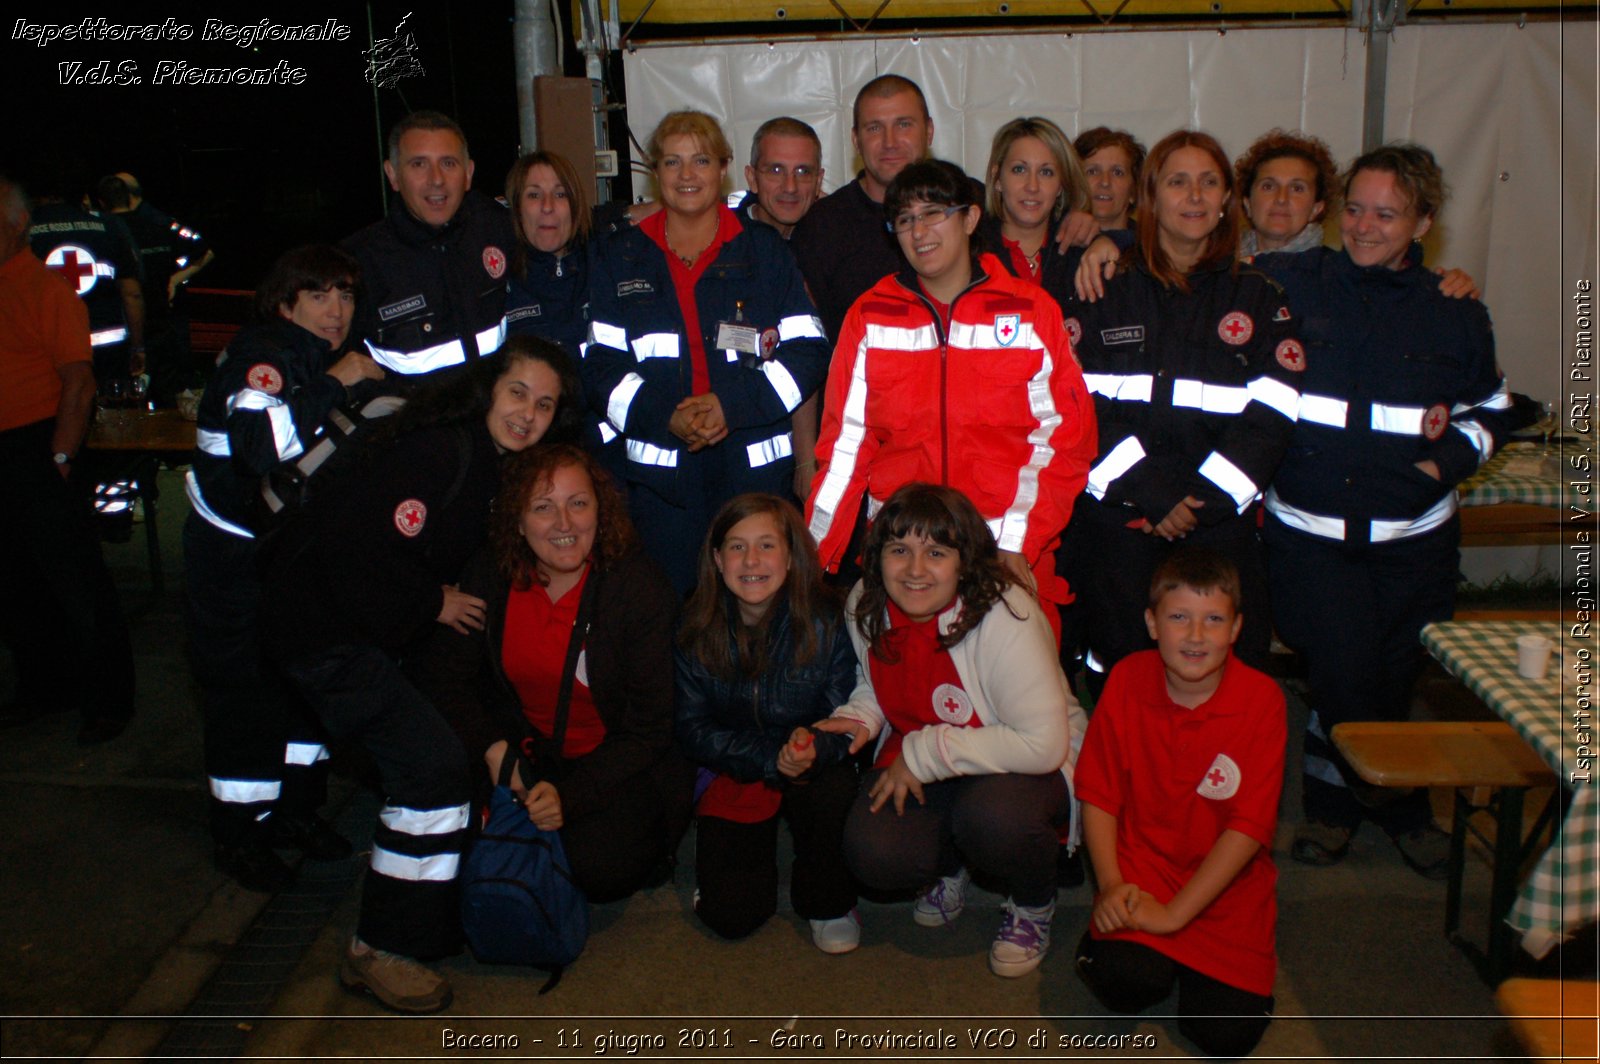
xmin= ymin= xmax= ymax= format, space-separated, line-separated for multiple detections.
xmin=459 ymin=754 xmax=588 ymax=991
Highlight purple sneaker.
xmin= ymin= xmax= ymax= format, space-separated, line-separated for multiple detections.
xmin=989 ymin=898 xmax=1054 ymax=977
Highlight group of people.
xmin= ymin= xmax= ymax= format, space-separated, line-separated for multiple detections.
xmin=0 ymin=61 xmax=1515 ymax=1058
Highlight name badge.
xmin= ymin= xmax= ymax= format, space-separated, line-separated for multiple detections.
xmin=715 ymin=321 xmax=760 ymax=355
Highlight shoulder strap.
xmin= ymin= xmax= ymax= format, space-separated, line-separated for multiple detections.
xmin=548 ymin=567 xmax=601 ymax=757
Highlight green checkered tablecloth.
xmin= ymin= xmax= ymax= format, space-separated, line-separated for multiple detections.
xmin=1458 ymin=442 xmax=1565 ymax=507
xmin=1421 ymin=620 xmax=1596 ymax=946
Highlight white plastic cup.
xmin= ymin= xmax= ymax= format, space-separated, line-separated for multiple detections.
xmin=1516 ymin=634 xmax=1554 ymax=680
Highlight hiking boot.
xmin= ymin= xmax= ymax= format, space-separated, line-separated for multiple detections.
xmin=270 ymin=813 xmax=353 ymax=860
xmin=809 ymin=909 xmax=862 ymax=955
xmin=340 ymin=937 xmax=452 ymax=1013
xmin=215 ymin=842 xmax=295 ymax=893
xmin=990 ymin=898 xmax=1054 ymax=977
xmin=913 ymin=867 xmax=971 ymax=927
xmin=1290 ymin=820 xmax=1354 ymax=867
xmin=1392 ymin=824 xmax=1452 ymax=881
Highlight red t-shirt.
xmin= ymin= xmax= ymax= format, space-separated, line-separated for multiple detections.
xmin=0 ymin=249 xmax=91 ymax=433
xmin=639 ymin=205 xmax=743 ymax=396
xmin=1001 ymin=236 xmax=1043 ymax=286
xmin=1075 ymin=649 xmax=1286 ymax=996
xmin=502 ymin=570 xmax=606 ymax=759
xmin=866 ymin=601 xmax=981 ymax=769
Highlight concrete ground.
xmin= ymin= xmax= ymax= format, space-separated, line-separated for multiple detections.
xmin=0 ymin=469 xmax=1581 ymax=1061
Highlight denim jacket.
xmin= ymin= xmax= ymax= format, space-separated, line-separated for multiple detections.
xmin=674 ymin=597 xmax=858 ymax=785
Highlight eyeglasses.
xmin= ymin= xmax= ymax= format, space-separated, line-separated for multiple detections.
xmin=754 ymin=164 xmax=818 ymax=181
xmin=887 ymin=205 xmax=967 ymax=234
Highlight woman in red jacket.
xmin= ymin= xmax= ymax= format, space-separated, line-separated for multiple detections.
xmin=805 ymin=159 xmax=1095 ymax=638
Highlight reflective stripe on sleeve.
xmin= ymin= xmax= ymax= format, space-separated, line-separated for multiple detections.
xmin=607 ymin=373 xmax=645 ymax=430
xmin=195 ymin=428 xmax=230 ymax=456
xmin=369 ymin=846 xmax=460 ymax=882
xmin=1264 ymin=488 xmax=1346 ymax=539
xmin=209 ymin=777 xmax=281 ymax=804
xmin=266 ymin=404 xmax=304 ymax=462
xmin=590 ymin=321 xmax=627 ymax=350
xmin=1298 ymin=393 xmax=1349 ymax=428
xmin=1371 ymin=492 xmax=1457 ymax=542
xmin=627 ymin=439 xmax=679 ymax=468
xmin=1085 ymin=436 xmax=1146 ymax=500
xmin=1082 ymin=372 xmax=1153 ymax=403
xmin=761 ymin=359 xmax=803 ymax=411
xmin=1371 ymin=402 xmax=1428 ymax=435
xmin=808 ymin=337 xmax=871 ymax=543
xmin=1457 ymin=377 xmax=1514 ymax=412
xmin=284 ymin=742 xmax=329 ymax=766
xmin=778 ymin=314 xmax=825 ymax=341
xmin=377 ymin=802 xmax=470 ymax=837
xmin=475 ymin=318 xmax=507 ymax=357
xmin=1451 ymin=419 xmax=1496 ymax=464
xmin=364 ymin=337 xmax=467 ymax=375
xmin=1197 ymin=451 xmax=1260 ymax=511
xmin=1172 ymin=379 xmax=1249 ymax=414
xmin=184 ymin=469 xmax=254 ymax=539
xmin=596 ymin=420 xmax=618 ymax=443
xmin=631 ymin=332 xmax=680 ymax=360
xmin=90 ymin=326 xmax=129 ymax=347
xmin=746 ymin=432 xmax=793 ymax=469
xmin=1247 ymin=376 xmax=1300 ymax=420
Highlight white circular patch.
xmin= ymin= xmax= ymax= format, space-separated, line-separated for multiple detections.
xmin=1196 ymin=753 xmax=1241 ymax=800
xmin=393 ymin=498 xmax=427 ymax=537
xmin=482 ymin=245 xmax=507 ymax=279
xmin=759 ymin=327 xmax=779 ymax=360
xmin=1217 ymin=311 xmax=1254 ymax=346
xmin=932 ymin=683 xmax=973 ymax=725
xmin=246 ymin=363 xmax=284 ymax=395
xmin=1065 ymin=316 xmax=1082 ymax=346
xmin=1275 ymin=338 xmax=1306 ymax=373
xmin=1422 ymin=403 xmax=1450 ymax=441
xmin=44 ymin=243 xmax=101 ymax=295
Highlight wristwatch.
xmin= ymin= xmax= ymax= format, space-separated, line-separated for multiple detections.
xmin=53 ymin=452 xmax=71 ymax=465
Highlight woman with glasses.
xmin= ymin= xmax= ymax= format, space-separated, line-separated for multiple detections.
xmin=805 ymin=159 xmax=1096 ymax=637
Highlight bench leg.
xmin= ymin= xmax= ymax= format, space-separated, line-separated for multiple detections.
xmin=1486 ymin=786 xmax=1527 ymax=984
xmin=1446 ymin=788 xmax=1470 ymax=941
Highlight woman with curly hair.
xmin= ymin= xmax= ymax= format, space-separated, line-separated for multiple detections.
xmin=816 ymin=483 xmax=1086 ymax=979
xmin=1235 ymin=128 xmax=1340 ymax=258
xmin=413 ymin=443 xmax=693 ymax=911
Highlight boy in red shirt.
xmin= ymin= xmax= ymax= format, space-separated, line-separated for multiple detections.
xmin=1074 ymin=548 xmax=1284 ymax=1058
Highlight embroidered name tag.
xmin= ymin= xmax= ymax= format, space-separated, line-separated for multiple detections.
xmin=1100 ymin=325 xmax=1145 ymax=345
xmin=378 ymin=294 xmax=426 ymax=321
xmin=506 ymin=305 xmax=543 ymax=323
xmin=617 ymin=279 xmax=654 ymax=298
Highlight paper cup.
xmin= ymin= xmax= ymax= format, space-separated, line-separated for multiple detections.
xmin=1516 ymin=634 xmax=1554 ymax=680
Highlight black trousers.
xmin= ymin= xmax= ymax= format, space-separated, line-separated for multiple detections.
xmin=1077 ymin=932 xmax=1274 ymax=1058
xmin=0 ymin=420 xmax=133 ymax=725
xmin=693 ymin=761 xmax=858 ymax=939
xmin=184 ymin=515 xmax=329 ymax=847
xmin=560 ymin=761 xmax=691 ymax=904
xmin=1265 ymin=514 xmax=1458 ymax=831
xmin=844 ymin=770 xmax=1069 ymax=907
xmin=282 ymin=645 xmax=471 ymax=959
xmin=1068 ymin=497 xmax=1272 ymax=684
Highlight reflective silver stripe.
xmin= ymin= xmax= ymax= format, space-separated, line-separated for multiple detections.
xmin=93 ymin=262 xmax=117 ymax=278
xmin=1083 ymin=372 xmax=1153 ymax=403
xmin=596 ymin=420 xmax=618 ymax=443
xmin=746 ymin=432 xmax=793 ymax=469
xmin=284 ymin=742 xmax=328 ymax=766
xmin=761 ymin=359 xmax=803 ymax=411
xmin=631 ymin=332 xmax=680 ymax=360
xmin=1460 ymin=378 xmax=1513 ymax=411
xmin=607 ymin=373 xmax=645 ymax=430
xmin=266 ymin=404 xmax=304 ymax=462
xmin=89 ymin=325 xmax=128 ymax=346
xmin=997 ymin=348 xmax=1061 ymax=554
xmin=209 ymin=777 xmax=280 ymax=803
xmin=475 ymin=318 xmax=507 ymax=357
xmin=1198 ymin=451 xmax=1259 ymax=511
xmin=777 ymin=313 xmax=825 ymax=341
xmin=1085 ymin=648 xmax=1105 ymax=673
xmin=985 ymin=516 xmax=1005 ymax=542
xmin=1086 ymin=436 xmax=1146 ymax=500
xmin=627 ymin=439 xmax=679 ymax=468
xmin=1371 ymin=401 xmax=1427 ymax=435
xmin=1173 ymin=378 xmax=1249 ymax=414
xmin=184 ymin=469 xmax=255 ymax=539
xmin=862 ymin=321 xmax=938 ymax=352
xmin=364 ymin=337 xmax=467 ymax=375
xmin=590 ymin=320 xmax=626 ymax=350
xmin=1452 ymin=419 xmax=1495 ymax=464
xmin=1264 ymin=487 xmax=1346 ymax=539
xmin=377 ymin=802 xmax=470 ymax=837
xmin=1371 ymin=492 xmax=1457 ymax=542
xmin=865 ymin=493 xmax=885 ymax=520
xmin=227 ymin=388 xmax=279 ymax=414
xmin=1248 ymin=376 xmax=1300 ymax=420
xmin=369 ymin=845 xmax=460 ymax=882
xmin=195 ymin=428 xmax=230 ymax=456
xmin=809 ymin=335 xmax=872 ymax=545
xmin=1298 ymin=393 xmax=1349 ymax=427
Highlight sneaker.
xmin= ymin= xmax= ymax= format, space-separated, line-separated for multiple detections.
xmin=340 ymin=937 xmax=452 ymax=1013
xmin=270 ymin=813 xmax=353 ymax=860
xmin=809 ymin=909 xmax=861 ymax=954
xmin=913 ymin=867 xmax=971 ymax=927
xmin=1290 ymin=820 xmax=1354 ymax=867
xmin=215 ymin=842 xmax=295 ymax=893
xmin=1392 ymin=823 xmax=1452 ymax=881
xmin=990 ymin=898 xmax=1054 ymax=977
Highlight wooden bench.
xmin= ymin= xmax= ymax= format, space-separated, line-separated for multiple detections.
xmin=1496 ymin=977 xmax=1600 ymax=1062
xmin=1331 ymin=721 xmax=1561 ymax=983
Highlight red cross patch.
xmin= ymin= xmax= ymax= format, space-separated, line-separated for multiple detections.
xmin=1064 ymin=316 xmax=1082 ymax=346
xmin=994 ymin=313 xmax=1020 ymax=347
xmin=482 ymin=245 xmax=507 ymax=279
xmin=1422 ymin=403 xmax=1450 ymax=441
xmin=759 ymin=327 xmax=779 ymax=361
xmin=1196 ymin=753 xmax=1241 ymax=800
xmin=1275 ymin=338 xmax=1307 ymax=373
xmin=393 ymin=498 xmax=428 ymax=537
xmin=1218 ymin=311 xmax=1254 ymax=345
xmin=245 ymin=363 xmax=283 ymax=395
xmin=931 ymin=683 xmax=974 ymax=726
xmin=44 ymin=244 xmax=100 ymax=295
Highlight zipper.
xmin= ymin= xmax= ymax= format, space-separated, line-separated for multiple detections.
xmin=898 ymin=270 xmax=987 ymax=487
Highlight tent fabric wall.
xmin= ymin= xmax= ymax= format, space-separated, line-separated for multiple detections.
xmin=622 ymin=20 xmax=1598 ymax=408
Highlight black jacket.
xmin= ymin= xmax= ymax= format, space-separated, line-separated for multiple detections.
xmin=410 ymin=548 xmax=685 ymax=821
xmin=674 ymin=597 xmax=857 ymax=785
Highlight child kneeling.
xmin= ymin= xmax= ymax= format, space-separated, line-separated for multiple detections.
xmin=817 ymin=484 xmax=1086 ymax=977
xmin=1075 ymin=548 xmax=1284 ymax=1058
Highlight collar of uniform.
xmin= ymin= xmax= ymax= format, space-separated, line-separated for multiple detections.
xmin=891 ymin=250 xmax=996 ymax=303
xmin=1132 ymin=647 xmax=1250 ymax=721
xmin=387 ymin=190 xmax=475 ymax=244
xmin=1334 ymin=240 xmax=1428 ymax=286
xmin=269 ymin=315 xmax=334 ymax=358
xmin=638 ymin=202 xmax=743 ymax=262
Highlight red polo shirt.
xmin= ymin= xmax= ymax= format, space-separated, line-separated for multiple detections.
xmin=502 ymin=569 xmax=605 ymax=759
